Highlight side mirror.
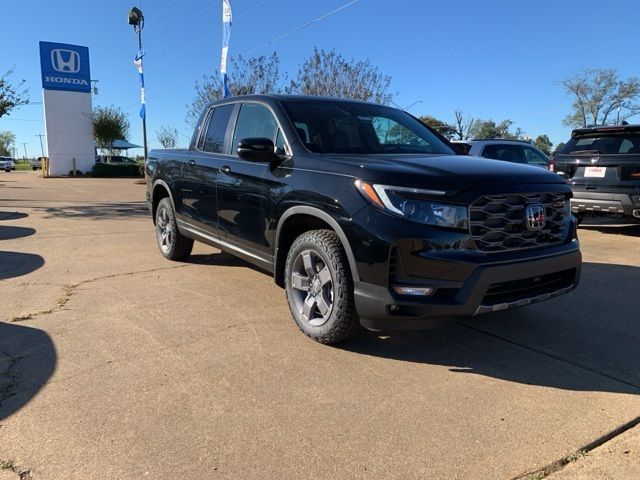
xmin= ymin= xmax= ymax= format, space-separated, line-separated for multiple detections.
xmin=237 ymin=137 xmax=275 ymax=162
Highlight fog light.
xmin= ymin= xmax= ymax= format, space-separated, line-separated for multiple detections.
xmin=392 ymin=285 xmax=435 ymax=296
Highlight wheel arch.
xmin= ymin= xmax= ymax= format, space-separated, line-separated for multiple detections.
xmin=151 ymin=180 xmax=175 ymax=224
xmin=274 ymin=206 xmax=359 ymax=287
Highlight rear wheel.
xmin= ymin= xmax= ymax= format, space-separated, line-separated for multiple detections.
xmin=284 ymin=229 xmax=360 ymax=344
xmin=155 ymin=197 xmax=193 ymax=260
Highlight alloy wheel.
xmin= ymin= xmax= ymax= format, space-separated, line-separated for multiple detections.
xmin=290 ymin=249 xmax=334 ymax=326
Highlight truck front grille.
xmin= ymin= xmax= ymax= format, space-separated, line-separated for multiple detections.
xmin=469 ymin=192 xmax=570 ymax=253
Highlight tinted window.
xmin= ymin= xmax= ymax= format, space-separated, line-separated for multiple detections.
xmin=559 ymin=134 xmax=640 ymax=155
xmin=523 ymin=147 xmax=549 ymax=166
xmin=282 ymin=100 xmax=455 ymax=155
xmin=232 ymin=103 xmax=278 ymax=154
xmin=201 ymin=104 xmax=235 ymax=153
xmin=482 ymin=144 xmax=526 ymax=164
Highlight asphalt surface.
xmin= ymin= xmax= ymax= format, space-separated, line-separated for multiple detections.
xmin=0 ymin=171 xmax=638 ymax=479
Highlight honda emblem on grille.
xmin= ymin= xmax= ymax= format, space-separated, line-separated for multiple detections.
xmin=525 ymin=204 xmax=546 ymax=230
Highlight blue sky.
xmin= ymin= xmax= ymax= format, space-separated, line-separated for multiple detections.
xmin=2 ymin=0 xmax=639 ymax=157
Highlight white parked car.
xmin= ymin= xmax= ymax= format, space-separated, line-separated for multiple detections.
xmin=0 ymin=156 xmax=16 ymax=172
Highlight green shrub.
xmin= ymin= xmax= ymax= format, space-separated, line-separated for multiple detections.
xmin=90 ymin=163 xmax=143 ymax=177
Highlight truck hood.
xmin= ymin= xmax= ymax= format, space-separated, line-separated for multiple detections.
xmin=316 ymin=154 xmax=564 ymax=192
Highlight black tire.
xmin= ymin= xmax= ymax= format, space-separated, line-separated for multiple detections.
xmin=155 ymin=197 xmax=193 ymax=260
xmin=284 ymin=229 xmax=360 ymax=344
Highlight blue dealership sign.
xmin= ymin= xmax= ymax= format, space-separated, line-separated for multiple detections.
xmin=39 ymin=41 xmax=91 ymax=93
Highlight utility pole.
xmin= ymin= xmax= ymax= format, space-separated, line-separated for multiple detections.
xmin=35 ymin=134 xmax=46 ymax=157
xmin=22 ymin=142 xmax=28 ymax=160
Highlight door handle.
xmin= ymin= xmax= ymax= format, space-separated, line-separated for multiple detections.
xmin=187 ymin=159 xmax=196 ymax=167
xmin=221 ymin=165 xmax=231 ymax=174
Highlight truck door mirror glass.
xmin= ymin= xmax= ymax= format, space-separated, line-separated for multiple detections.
xmin=237 ymin=137 xmax=275 ymax=162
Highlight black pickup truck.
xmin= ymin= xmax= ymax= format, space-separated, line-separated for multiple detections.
xmin=146 ymin=95 xmax=581 ymax=344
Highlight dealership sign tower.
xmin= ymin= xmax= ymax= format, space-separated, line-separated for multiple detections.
xmin=39 ymin=41 xmax=95 ymax=176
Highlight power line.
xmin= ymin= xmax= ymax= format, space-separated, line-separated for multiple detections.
xmin=237 ymin=0 xmax=269 ymax=19
xmin=159 ymin=0 xmax=271 ymax=53
xmin=244 ymin=0 xmax=360 ymax=55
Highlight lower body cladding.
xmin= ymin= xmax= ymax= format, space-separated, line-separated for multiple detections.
xmin=353 ymin=241 xmax=582 ymax=331
xmin=571 ymin=190 xmax=640 ymax=219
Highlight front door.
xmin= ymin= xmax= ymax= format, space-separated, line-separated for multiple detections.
xmin=216 ymin=102 xmax=289 ymax=260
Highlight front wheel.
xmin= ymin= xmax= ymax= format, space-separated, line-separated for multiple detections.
xmin=155 ymin=197 xmax=194 ymax=260
xmin=284 ymin=229 xmax=360 ymax=344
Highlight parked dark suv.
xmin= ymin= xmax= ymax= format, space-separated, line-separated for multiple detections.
xmin=552 ymin=124 xmax=640 ymax=222
xmin=146 ymin=95 xmax=581 ymax=344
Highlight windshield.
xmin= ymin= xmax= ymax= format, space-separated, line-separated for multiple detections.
xmin=559 ymin=134 xmax=640 ymax=155
xmin=281 ymin=100 xmax=455 ymax=155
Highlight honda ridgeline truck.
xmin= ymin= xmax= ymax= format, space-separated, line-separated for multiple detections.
xmin=146 ymin=95 xmax=581 ymax=344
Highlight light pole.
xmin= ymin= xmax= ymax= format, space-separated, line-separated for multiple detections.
xmin=22 ymin=142 xmax=28 ymax=160
xmin=128 ymin=6 xmax=148 ymax=161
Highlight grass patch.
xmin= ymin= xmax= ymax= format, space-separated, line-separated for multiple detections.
xmin=14 ymin=162 xmax=32 ymax=171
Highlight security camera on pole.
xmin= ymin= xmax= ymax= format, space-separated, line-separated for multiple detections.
xmin=128 ymin=6 xmax=148 ymax=162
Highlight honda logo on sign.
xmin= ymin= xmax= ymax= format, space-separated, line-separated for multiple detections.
xmin=525 ymin=204 xmax=546 ymax=231
xmin=51 ymin=49 xmax=80 ymax=73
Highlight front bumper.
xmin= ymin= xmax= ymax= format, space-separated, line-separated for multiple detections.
xmin=353 ymin=241 xmax=581 ymax=331
xmin=571 ymin=190 xmax=640 ymax=218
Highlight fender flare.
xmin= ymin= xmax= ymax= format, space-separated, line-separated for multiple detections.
xmin=151 ymin=179 xmax=175 ymax=221
xmin=274 ymin=206 xmax=360 ymax=283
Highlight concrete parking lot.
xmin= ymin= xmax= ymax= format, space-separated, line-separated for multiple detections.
xmin=1 ymin=171 xmax=638 ymax=479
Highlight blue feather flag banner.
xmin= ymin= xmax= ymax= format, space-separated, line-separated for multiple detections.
xmin=221 ymin=0 xmax=232 ymax=98
xmin=134 ymin=49 xmax=146 ymax=119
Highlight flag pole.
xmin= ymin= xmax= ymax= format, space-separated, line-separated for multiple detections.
xmin=221 ymin=0 xmax=233 ymax=98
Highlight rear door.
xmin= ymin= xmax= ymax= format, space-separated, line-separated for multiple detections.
xmin=554 ymin=131 xmax=640 ymax=189
xmin=179 ymin=103 xmax=235 ymax=235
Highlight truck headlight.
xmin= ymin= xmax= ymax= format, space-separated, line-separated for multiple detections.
xmin=355 ymin=180 xmax=469 ymax=230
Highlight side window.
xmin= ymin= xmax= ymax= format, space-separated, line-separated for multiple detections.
xmin=232 ymin=103 xmax=278 ymax=154
xmin=201 ymin=104 xmax=234 ymax=153
xmin=620 ymin=138 xmax=634 ymax=153
xmin=482 ymin=144 xmax=526 ymax=163
xmin=524 ymin=147 xmax=549 ymax=165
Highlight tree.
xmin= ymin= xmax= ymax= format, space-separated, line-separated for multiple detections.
xmin=92 ymin=106 xmax=130 ymax=153
xmin=534 ymin=134 xmax=553 ymax=156
xmin=470 ymin=119 xmax=523 ymax=140
xmin=186 ymin=53 xmax=285 ymax=126
xmin=156 ymin=126 xmax=179 ymax=148
xmin=289 ymin=48 xmax=394 ymax=104
xmin=0 ymin=130 xmax=16 ymax=156
xmin=560 ymin=68 xmax=640 ymax=127
xmin=419 ymin=115 xmax=456 ymax=138
xmin=553 ymin=142 xmax=566 ymax=155
xmin=451 ymin=110 xmax=475 ymax=140
xmin=0 ymin=68 xmax=29 ymax=119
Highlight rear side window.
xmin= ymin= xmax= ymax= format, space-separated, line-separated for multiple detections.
xmin=232 ymin=103 xmax=278 ymax=154
xmin=523 ymin=147 xmax=549 ymax=166
xmin=481 ymin=144 xmax=526 ymax=164
xmin=559 ymin=134 xmax=640 ymax=155
xmin=200 ymin=104 xmax=235 ymax=153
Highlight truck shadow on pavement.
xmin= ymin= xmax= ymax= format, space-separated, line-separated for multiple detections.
xmin=41 ymin=202 xmax=149 ymax=220
xmin=0 ymin=322 xmax=56 ymax=421
xmin=341 ymin=262 xmax=640 ymax=395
